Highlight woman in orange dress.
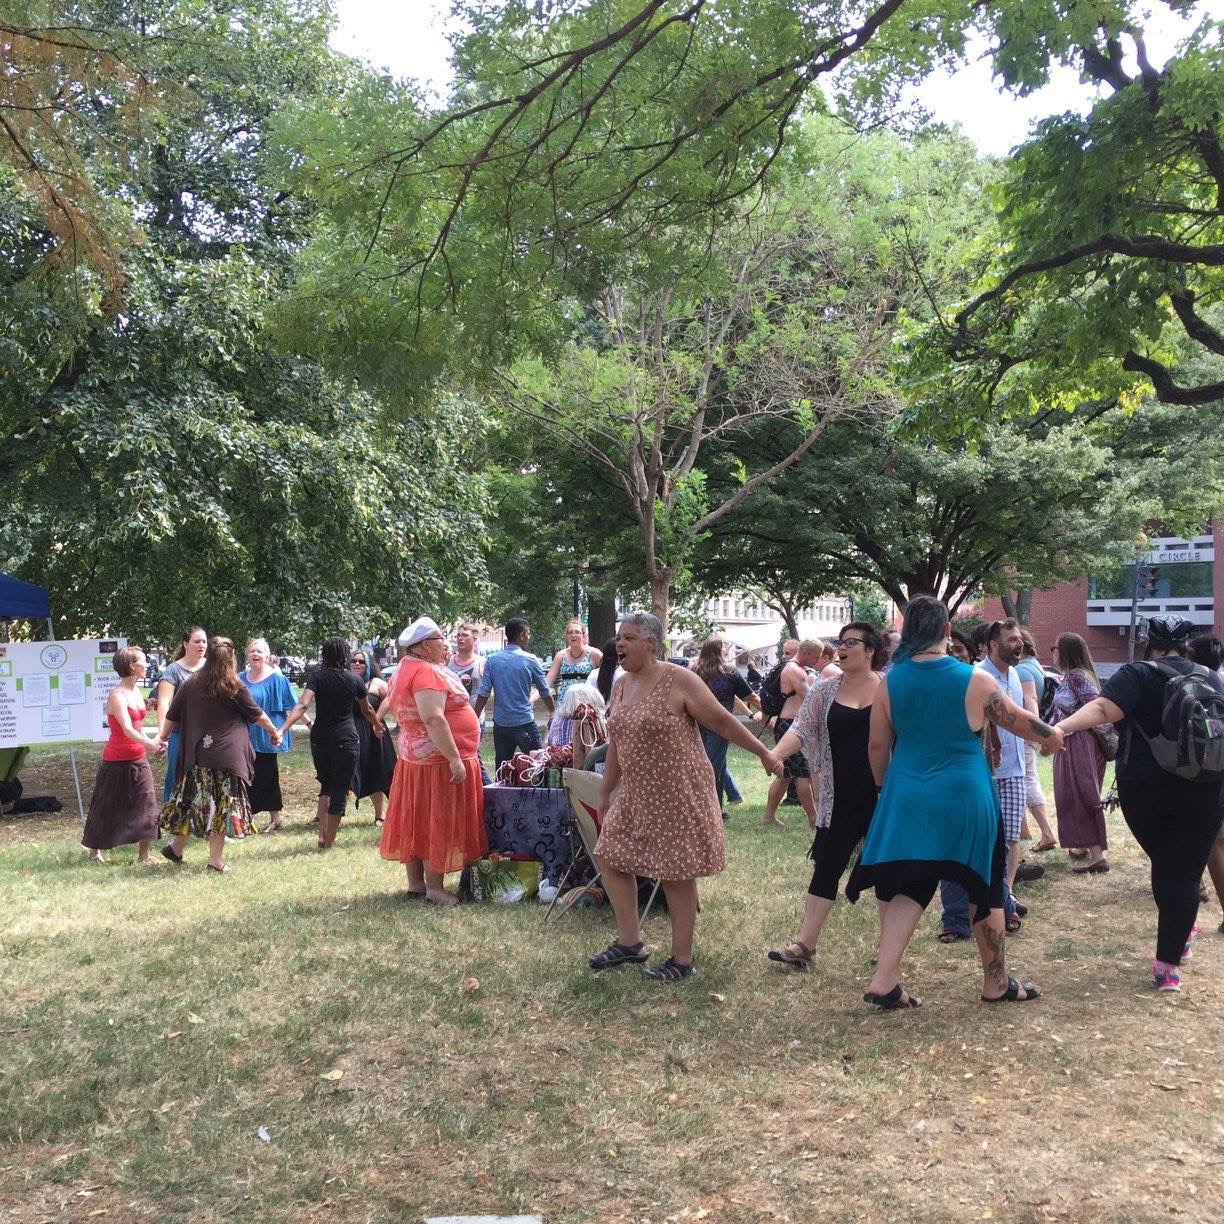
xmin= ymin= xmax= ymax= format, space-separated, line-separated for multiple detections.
xmin=378 ymin=617 xmax=486 ymax=905
xmin=589 ymin=611 xmax=783 ymax=982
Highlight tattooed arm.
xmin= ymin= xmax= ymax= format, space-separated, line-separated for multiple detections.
xmin=968 ymin=671 xmax=1064 ymax=751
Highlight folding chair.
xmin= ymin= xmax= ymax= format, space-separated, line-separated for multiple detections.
xmin=549 ymin=769 xmax=661 ymax=924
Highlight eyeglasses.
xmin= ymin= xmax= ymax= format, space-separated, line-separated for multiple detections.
xmin=839 ymin=637 xmax=867 ymax=648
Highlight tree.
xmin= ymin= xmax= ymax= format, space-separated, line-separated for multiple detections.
xmin=0 ymin=3 xmax=156 ymax=294
xmin=937 ymin=6 xmax=1224 ymax=414
xmin=1 ymin=1 xmax=488 ymax=647
xmin=490 ymin=122 xmax=907 ymax=630
xmin=703 ymin=400 xmax=1224 ymax=614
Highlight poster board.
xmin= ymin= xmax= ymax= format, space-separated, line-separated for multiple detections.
xmin=0 ymin=639 xmax=126 ymax=749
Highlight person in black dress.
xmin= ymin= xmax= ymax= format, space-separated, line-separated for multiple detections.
xmin=281 ymin=636 xmax=383 ymax=849
xmin=766 ymin=622 xmax=888 ymax=969
xmin=350 ymin=649 xmax=397 ymax=825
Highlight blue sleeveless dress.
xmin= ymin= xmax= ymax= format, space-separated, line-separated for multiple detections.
xmin=847 ymin=656 xmax=1002 ymax=920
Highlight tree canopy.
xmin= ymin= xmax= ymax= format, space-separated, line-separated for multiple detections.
xmin=1 ymin=1 xmax=487 ymax=648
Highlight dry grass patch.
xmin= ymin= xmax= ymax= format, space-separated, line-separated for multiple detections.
xmin=1 ymin=746 xmax=1222 ymax=1222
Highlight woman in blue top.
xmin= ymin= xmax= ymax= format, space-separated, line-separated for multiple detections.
xmin=848 ymin=597 xmax=1062 ymax=1009
xmin=239 ymin=638 xmax=298 ymax=832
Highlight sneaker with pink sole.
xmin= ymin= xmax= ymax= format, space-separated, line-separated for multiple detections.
xmin=1151 ymin=958 xmax=1181 ymax=992
xmin=1182 ymin=923 xmax=1202 ymax=961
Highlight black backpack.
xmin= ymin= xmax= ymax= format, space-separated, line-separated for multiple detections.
xmin=1038 ymin=673 xmax=1059 ymax=723
xmin=759 ymin=661 xmax=788 ymax=718
xmin=1129 ymin=660 xmax=1224 ymax=780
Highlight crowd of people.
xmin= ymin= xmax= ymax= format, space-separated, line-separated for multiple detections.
xmin=78 ymin=600 xmax=1224 ymax=1002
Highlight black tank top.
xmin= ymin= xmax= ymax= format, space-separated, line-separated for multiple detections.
xmin=827 ymin=701 xmax=877 ymax=810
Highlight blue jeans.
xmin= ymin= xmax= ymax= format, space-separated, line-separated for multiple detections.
xmin=701 ymin=728 xmax=732 ymax=808
xmin=724 ymin=769 xmax=742 ymax=804
xmin=493 ymin=721 xmax=541 ymax=769
xmin=939 ymin=860 xmax=1017 ymax=937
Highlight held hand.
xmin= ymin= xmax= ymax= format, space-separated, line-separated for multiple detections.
xmin=1040 ymin=726 xmax=1065 ymax=756
xmin=751 ymin=711 xmax=764 ymax=724
xmin=761 ymin=750 xmax=784 ymax=777
xmin=372 ymin=722 xmax=384 ymax=739
xmin=448 ymin=759 xmax=466 ymax=784
xmin=268 ymin=727 xmax=283 ymax=748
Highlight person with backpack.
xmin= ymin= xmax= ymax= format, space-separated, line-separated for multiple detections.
xmin=1055 ymin=616 xmax=1224 ymax=991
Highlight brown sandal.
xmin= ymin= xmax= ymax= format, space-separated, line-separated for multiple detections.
xmin=767 ymin=940 xmax=814 ymax=969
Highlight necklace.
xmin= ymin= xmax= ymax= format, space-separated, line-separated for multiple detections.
xmin=912 ymin=649 xmax=945 ymax=658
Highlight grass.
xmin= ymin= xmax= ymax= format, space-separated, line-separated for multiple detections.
xmin=2 ymin=743 xmax=1223 ymax=1221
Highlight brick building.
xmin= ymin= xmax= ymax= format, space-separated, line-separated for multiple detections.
xmin=981 ymin=527 xmax=1220 ymax=676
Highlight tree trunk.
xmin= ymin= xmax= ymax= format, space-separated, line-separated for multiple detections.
xmin=647 ymin=567 xmax=673 ymax=643
xmin=587 ymin=593 xmax=618 ymax=648
xmin=1016 ymin=587 xmax=1033 ymax=624
xmin=780 ymin=595 xmax=799 ymax=638
xmin=999 ymin=588 xmax=1033 ymax=623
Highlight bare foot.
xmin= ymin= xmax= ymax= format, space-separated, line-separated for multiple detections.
xmin=86 ymin=852 xmax=107 ymax=864
xmin=762 ymin=816 xmax=784 ymax=827
xmin=424 ymin=890 xmax=460 ymax=907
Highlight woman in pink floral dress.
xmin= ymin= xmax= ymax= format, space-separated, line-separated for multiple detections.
xmin=588 ymin=612 xmax=782 ymax=982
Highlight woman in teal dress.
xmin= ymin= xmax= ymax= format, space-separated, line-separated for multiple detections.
xmin=847 ymin=597 xmax=1062 ymax=1009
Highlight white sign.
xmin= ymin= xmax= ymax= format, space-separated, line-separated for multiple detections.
xmin=1144 ymin=547 xmax=1212 ymax=565
xmin=0 ymin=639 xmax=126 ymax=749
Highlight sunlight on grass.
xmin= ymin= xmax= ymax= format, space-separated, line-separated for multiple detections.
xmin=2 ymin=744 xmax=1222 ymax=1221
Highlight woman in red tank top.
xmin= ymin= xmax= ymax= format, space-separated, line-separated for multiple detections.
xmin=81 ymin=646 xmax=166 ymax=864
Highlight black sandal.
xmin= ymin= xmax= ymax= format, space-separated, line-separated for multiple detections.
xmin=864 ymin=983 xmax=921 ymax=1010
xmin=767 ymin=939 xmax=813 ymax=968
xmin=938 ymin=930 xmax=969 ymax=944
xmin=587 ymin=941 xmax=648 ymax=972
xmin=160 ymin=844 xmax=183 ymax=865
xmin=982 ymin=976 xmax=1039 ymax=1004
xmin=642 ymin=957 xmax=695 ymax=982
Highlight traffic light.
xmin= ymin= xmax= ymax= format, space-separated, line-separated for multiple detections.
xmin=1135 ymin=565 xmax=1159 ymax=597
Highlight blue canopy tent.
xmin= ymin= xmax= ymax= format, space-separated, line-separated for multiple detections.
xmin=0 ymin=574 xmax=83 ymax=817
xmin=0 ymin=573 xmax=51 ymax=621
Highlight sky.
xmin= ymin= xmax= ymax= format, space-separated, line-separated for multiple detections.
xmin=328 ymin=1 xmax=1217 ymax=157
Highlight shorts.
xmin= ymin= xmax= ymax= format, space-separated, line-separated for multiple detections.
xmin=774 ymin=718 xmax=810 ymax=781
xmin=995 ymin=775 xmax=1026 ymax=843
xmin=311 ymin=735 xmax=360 ymax=817
xmin=1023 ymin=743 xmax=1046 ymax=808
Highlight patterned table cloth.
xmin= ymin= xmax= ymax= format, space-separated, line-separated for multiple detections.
xmin=482 ymin=783 xmax=572 ymax=883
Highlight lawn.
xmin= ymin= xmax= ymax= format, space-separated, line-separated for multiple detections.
xmin=2 ymin=741 xmax=1222 ymax=1222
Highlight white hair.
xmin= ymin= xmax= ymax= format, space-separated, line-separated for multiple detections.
xmin=618 ymin=610 xmax=665 ymax=660
xmin=246 ymin=637 xmax=271 ymax=654
xmin=555 ymin=682 xmax=606 ymax=719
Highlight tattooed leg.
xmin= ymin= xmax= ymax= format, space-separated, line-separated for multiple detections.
xmin=973 ymin=910 xmax=1008 ymax=994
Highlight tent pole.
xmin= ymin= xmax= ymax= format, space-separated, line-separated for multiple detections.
xmin=43 ymin=615 xmax=85 ymax=824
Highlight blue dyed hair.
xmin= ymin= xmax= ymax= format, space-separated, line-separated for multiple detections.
xmin=892 ymin=595 xmax=951 ymax=665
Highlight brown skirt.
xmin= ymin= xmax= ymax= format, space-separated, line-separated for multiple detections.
xmin=81 ymin=758 xmax=160 ymax=850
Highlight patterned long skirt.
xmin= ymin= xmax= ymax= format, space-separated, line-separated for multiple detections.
xmin=160 ymin=766 xmax=257 ymax=839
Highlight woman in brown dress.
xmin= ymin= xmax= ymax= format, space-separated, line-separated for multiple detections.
xmin=589 ymin=611 xmax=782 ymax=982
xmin=159 ymin=637 xmax=282 ymax=873
xmin=81 ymin=645 xmax=165 ymax=864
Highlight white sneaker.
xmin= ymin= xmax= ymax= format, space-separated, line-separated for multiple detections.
xmin=537 ymin=881 xmax=559 ymax=904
